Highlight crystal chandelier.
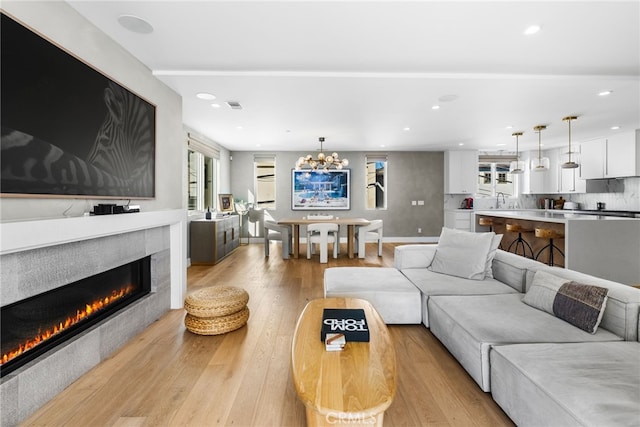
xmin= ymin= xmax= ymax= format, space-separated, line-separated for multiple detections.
xmin=531 ymin=125 xmax=550 ymax=172
xmin=561 ymin=116 xmax=579 ymax=169
xmin=295 ymin=137 xmax=349 ymax=171
xmin=509 ymin=131 xmax=525 ymax=174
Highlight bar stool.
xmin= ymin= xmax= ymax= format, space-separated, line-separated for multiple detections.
xmin=479 ymin=216 xmax=503 ymax=249
xmin=506 ymin=223 xmax=534 ymax=258
xmin=478 ymin=217 xmax=494 ymax=232
xmin=534 ymin=227 xmax=565 ymax=266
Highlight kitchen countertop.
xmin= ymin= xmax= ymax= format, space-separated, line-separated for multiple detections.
xmin=474 ymin=209 xmax=639 ymax=224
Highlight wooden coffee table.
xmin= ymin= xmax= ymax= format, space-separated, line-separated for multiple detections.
xmin=291 ymin=297 xmax=397 ymax=426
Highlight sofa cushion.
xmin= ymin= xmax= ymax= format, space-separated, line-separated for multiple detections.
xmin=491 ymin=250 xmax=542 ymax=293
xmin=323 ymin=267 xmax=421 ymax=324
xmin=400 ymin=268 xmax=517 ymax=327
xmin=483 ymin=234 xmax=503 ymax=279
xmin=490 ymin=342 xmax=640 ymax=427
xmin=430 ymin=228 xmax=495 ymax=280
xmin=522 ymin=270 xmax=568 ymax=313
xmin=523 ymin=270 xmax=609 ymax=334
xmin=428 ymin=293 xmax=623 ymax=392
xmin=525 ymin=266 xmax=640 ymax=341
xmin=553 ymin=281 xmax=608 ymax=334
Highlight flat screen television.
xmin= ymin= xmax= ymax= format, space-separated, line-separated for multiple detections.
xmin=0 ymin=13 xmax=156 ymax=199
xmin=291 ymin=169 xmax=350 ymax=210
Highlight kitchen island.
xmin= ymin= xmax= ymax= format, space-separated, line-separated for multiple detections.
xmin=474 ymin=210 xmax=640 ymax=286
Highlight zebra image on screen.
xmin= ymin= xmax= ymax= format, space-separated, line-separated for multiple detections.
xmin=0 ymin=12 xmax=155 ymax=199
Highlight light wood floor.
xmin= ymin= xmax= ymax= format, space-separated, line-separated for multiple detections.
xmin=22 ymin=243 xmax=513 ymax=427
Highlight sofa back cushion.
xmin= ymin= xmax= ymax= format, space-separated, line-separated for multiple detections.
xmin=525 ymin=266 xmax=640 ymax=341
xmin=430 ymin=228 xmax=495 ymax=280
xmin=491 ymin=250 xmax=543 ymax=293
xmin=393 ymin=244 xmax=437 ymax=269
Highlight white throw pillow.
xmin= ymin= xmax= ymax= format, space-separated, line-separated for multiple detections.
xmin=522 ymin=270 xmax=567 ymax=314
xmin=430 ymin=227 xmax=495 ymax=280
xmin=484 ymin=234 xmax=503 ymax=279
xmin=523 ymin=270 xmax=609 ymax=334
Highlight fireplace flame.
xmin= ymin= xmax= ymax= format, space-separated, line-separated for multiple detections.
xmin=1 ymin=285 xmax=136 ymax=366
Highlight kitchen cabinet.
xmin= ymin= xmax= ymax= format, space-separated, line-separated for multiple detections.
xmin=579 ymin=138 xmax=604 ymax=179
xmin=558 ymin=146 xmax=586 ymax=193
xmin=444 ymin=209 xmax=472 ymax=231
xmin=520 ymin=151 xmax=544 ymax=194
xmin=444 ymin=150 xmax=477 ymax=194
xmin=190 ymin=215 xmax=240 ymax=265
xmin=580 ymin=130 xmax=640 ymax=179
xmin=605 ymin=130 xmax=639 ymax=177
xmin=521 ymin=148 xmax=585 ymax=194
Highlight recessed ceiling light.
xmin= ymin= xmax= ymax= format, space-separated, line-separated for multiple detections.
xmin=236 ymin=126 xmax=243 ymax=130
xmin=432 ymin=105 xmax=440 ymax=110
xmin=458 ymin=143 xmax=464 ymax=146
xmin=497 ymin=143 xmax=506 ymax=147
xmin=403 ymin=127 xmax=411 ymax=132
xmin=117 ymin=15 xmax=154 ymax=34
xmin=196 ymin=92 xmax=216 ymax=100
xmin=524 ymin=25 xmax=541 ymax=35
xmin=598 ymin=90 xmax=613 ymax=96
xmin=380 ymin=144 xmax=386 ymax=148
xmin=611 ymin=126 xmax=621 ymax=130
xmin=210 ymin=103 xmax=221 ymax=108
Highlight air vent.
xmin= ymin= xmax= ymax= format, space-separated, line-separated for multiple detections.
xmin=226 ymin=101 xmax=243 ymax=110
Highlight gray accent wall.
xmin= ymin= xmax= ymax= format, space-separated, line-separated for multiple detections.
xmin=230 ymin=151 xmax=444 ymax=238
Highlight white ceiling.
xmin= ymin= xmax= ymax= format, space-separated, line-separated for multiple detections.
xmin=66 ymin=0 xmax=640 ymax=153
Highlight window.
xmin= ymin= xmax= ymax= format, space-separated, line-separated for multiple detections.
xmin=365 ymin=155 xmax=387 ymax=209
xmin=187 ymin=134 xmax=220 ymax=211
xmin=477 ymin=159 xmax=517 ymax=197
xmin=254 ymin=155 xmax=276 ymax=209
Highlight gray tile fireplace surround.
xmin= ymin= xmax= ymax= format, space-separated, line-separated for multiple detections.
xmin=0 ymin=226 xmax=172 ymax=426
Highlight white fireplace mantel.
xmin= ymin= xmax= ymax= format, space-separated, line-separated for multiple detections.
xmin=1 ymin=209 xmax=187 ymax=308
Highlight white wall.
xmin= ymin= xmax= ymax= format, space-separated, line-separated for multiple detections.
xmin=1 ymin=1 xmax=185 ymax=221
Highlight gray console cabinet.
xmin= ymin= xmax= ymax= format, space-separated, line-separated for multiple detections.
xmin=190 ymin=216 xmax=240 ymax=265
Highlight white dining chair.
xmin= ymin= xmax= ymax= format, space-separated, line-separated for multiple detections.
xmin=264 ymin=220 xmax=292 ymax=259
xmin=306 ymin=223 xmax=339 ymax=263
xmin=355 ymin=219 xmax=383 ymax=258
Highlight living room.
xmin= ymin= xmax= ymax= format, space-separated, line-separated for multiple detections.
xmin=1 ymin=1 xmax=639 ymax=426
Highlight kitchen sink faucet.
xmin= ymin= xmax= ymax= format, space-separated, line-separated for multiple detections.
xmin=496 ymin=192 xmax=506 ymax=209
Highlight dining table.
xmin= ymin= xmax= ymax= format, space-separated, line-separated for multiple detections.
xmin=278 ymin=217 xmax=370 ymax=259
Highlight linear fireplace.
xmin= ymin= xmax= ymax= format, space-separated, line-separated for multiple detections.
xmin=1 ymin=256 xmax=151 ymax=377
xmin=1 ymin=211 xmax=182 ymax=426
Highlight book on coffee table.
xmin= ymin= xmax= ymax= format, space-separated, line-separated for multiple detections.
xmin=321 ymin=308 xmax=370 ymax=342
xmin=325 ymin=333 xmax=346 ymax=351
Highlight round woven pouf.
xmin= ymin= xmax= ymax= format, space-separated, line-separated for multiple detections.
xmin=184 ymin=286 xmax=250 ymax=335
xmin=185 ymin=306 xmax=250 ymax=335
xmin=185 ymin=286 xmax=249 ymax=317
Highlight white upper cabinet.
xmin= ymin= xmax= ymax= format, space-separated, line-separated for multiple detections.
xmin=580 ymin=130 xmax=640 ymax=179
xmin=520 ymin=150 xmax=545 ymax=194
xmin=521 ymin=148 xmax=585 ymax=194
xmin=444 ymin=151 xmax=477 ymax=194
xmin=559 ymin=146 xmax=586 ymax=193
xmin=579 ymin=138 xmax=605 ymax=179
xmin=605 ymin=131 xmax=639 ymax=178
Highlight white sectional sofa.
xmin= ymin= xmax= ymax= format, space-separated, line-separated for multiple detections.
xmin=324 ymin=228 xmax=640 ymax=426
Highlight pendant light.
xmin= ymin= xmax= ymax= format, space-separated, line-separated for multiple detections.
xmin=531 ymin=125 xmax=550 ymax=172
xmin=509 ymin=131 xmax=525 ymax=174
xmin=295 ymin=137 xmax=348 ymax=171
xmin=561 ymin=116 xmax=579 ymax=169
